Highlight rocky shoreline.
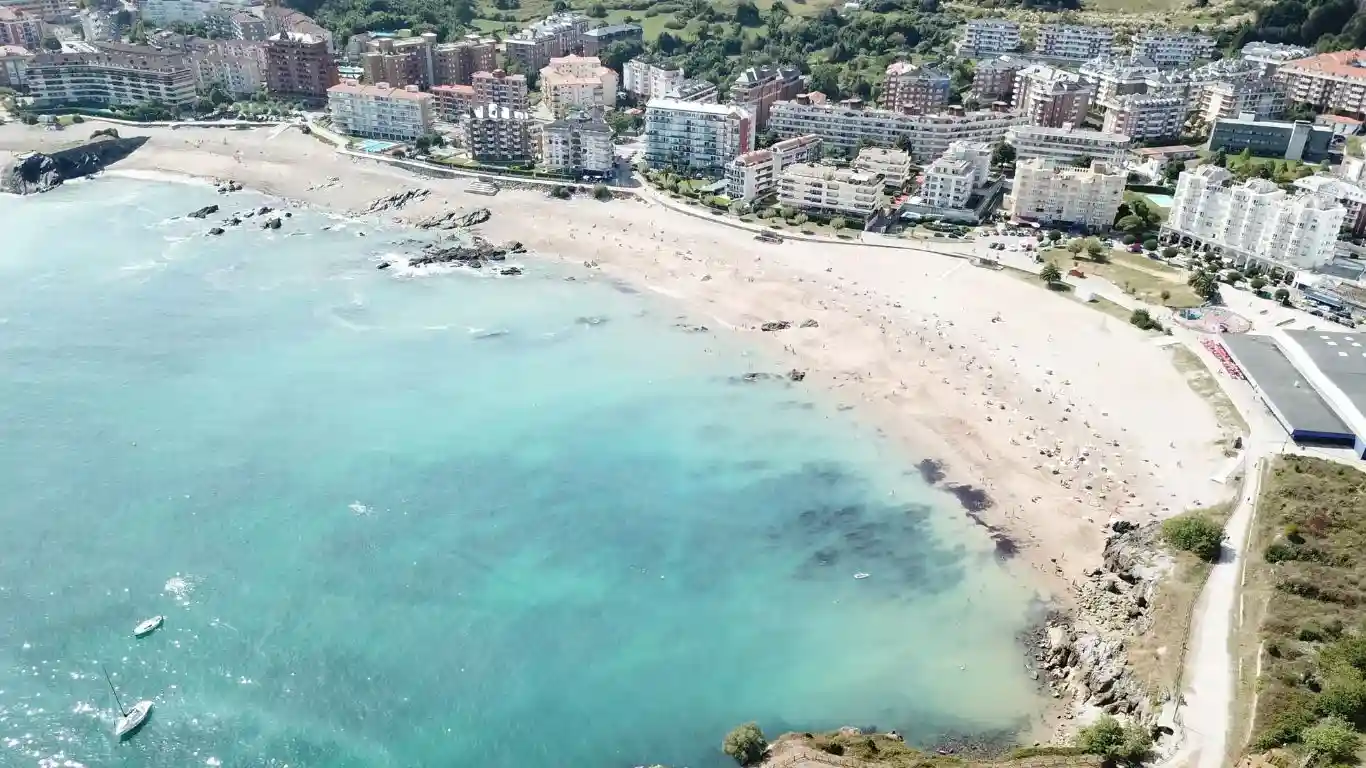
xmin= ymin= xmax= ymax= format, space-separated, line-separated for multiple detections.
xmin=0 ymin=134 xmax=148 ymax=194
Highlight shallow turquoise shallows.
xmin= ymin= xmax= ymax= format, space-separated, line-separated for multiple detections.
xmin=0 ymin=179 xmax=1040 ymax=768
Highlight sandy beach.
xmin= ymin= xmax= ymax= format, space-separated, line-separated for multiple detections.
xmin=0 ymin=121 xmax=1229 ymax=600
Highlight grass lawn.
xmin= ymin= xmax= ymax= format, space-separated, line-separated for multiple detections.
xmin=1239 ymin=457 xmax=1366 ymax=758
xmin=1041 ymin=249 xmax=1202 ymax=308
xmin=478 ymin=0 xmax=844 ymax=42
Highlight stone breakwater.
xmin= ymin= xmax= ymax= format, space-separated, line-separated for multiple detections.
xmin=1031 ymin=521 xmax=1174 ymax=738
xmin=0 ymin=135 xmax=148 ymax=194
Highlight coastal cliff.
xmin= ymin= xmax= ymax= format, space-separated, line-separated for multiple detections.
xmin=0 ymin=134 xmax=148 ymax=195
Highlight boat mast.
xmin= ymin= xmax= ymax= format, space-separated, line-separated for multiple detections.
xmin=100 ymin=664 xmax=128 ymax=717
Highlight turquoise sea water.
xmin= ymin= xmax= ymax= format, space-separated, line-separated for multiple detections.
xmin=0 ymin=179 xmax=1041 ymax=768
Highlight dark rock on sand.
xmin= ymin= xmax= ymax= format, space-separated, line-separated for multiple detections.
xmin=787 ymin=369 xmax=807 ymax=382
xmin=505 ymin=241 xmax=525 ymax=253
xmin=362 ymin=188 xmax=428 ymax=213
xmin=760 ymin=321 xmax=792 ymax=332
xmin=800 ymin=319 xmax=820 ymax=328
xmin=187 ymin=204 xmax=219 ymax=219
xmin=415 ymin=207 xmax=491 ymax=230
xmin=262 ymin=217 xmax=282 ymax=230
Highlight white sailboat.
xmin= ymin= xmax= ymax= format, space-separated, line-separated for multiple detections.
xmin=133 ymin=615 xmax=164 ymax=638
xmin=102 ymin=664 xmax=153 ymax=740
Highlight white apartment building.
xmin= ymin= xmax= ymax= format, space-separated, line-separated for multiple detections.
xmin=1131 ymin=31 xmax=1215 ymax=69
xmin=1010 ymin=158 xmax=1124 ymax=229
xmin=541 ymin=108 xmax=614 ymax=174
xmin=462 ymin=104 xmax=534 ymax=162
xmin=1294 ymin=175 xmax=1366 ymax=235
xmin=644 ymin=98 xmax=754 ymax=173
xmin=622 ymin=58 xmax=683 ymax=101
xmin=0 ymin=43 xmax=30 ymax=89
xmin=956 ymin=19 xmax=1020 ymax=57
xmin=327 ymin=82 xmax=434 ymax=142
xmin=503 ymin=12 xmax=590 ymax=73
xmin=540 ymin=54 xmax=617 ymax=118
xmin=1079 ymin=54 xmax=1158 ymax=108
xmin=852 ymin=146 xmax=912 ymax=189
xmin=725 ymin=133 xmax=821 ymax=203
xmin=27 ymin=44 xmax=197 ymax=108
xmin=1276 ymin=50 xmax=1366 ymax=117
xmin=188 ymin=39 xmax=265 ymax=97
xmin=141 ymin=0 xmax=253 ymax=26
xmin=1006 ymin=123 xmax=1130 ymax=166
xmin=916 ymin=140 xmax=993 ymax=211
xmin=1195 ymin=76 xmax=1287 ymax=124
xmin=1102 ymin=94 xmax=1186 ymax=141
xmin=1163 ymin=165 xmax=1346 ymax=270
xmin=1035 ymin=24 xmax=1113 ymax=62
xmin=778 ymin=163 xmax=881 ymax=218
xmin=920 ymin=156 xmax=976 ymax=210
xmin=768 ymin=98 xmax=1025 ymax=161
xmin=1239 ymin=42 xmax=1311 ymax=75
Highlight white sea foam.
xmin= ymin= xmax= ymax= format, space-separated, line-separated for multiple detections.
xmin=348 ymin=502 xmax=373 ymax=517
xmin=164 ymin=574 xmax=198 ymax=605
xmin=104 ymin=169 xmax=216 ymax=188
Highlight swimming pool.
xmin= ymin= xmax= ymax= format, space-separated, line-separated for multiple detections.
xmin=1143 ymin=193 xmax=1175 ymax=208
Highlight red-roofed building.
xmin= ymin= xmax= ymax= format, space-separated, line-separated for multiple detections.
xmin=1279 ymin=50 xmax=1366 ymax=117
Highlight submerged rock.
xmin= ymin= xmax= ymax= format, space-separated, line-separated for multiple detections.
xmin=207 ymin=227 xmax=225 ymax=236
xmin=499 ymin=267 xmax=523 ymax=276
xmin=377 ymin=261 xmax=392 ymax=270
xmin=261 ymin=217 xmax=282 ymax=230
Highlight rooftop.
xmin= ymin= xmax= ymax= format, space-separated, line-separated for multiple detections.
xmin=328 ymin=82 xmax=432 ymax=100
xmin=470 ymin=104 xmax=530 ymax=120
xmin=647 ymin=97 xmax=747 ymax=116
xmin=0 ymin=44 xmax=32 ymax=57
xmin=733 ymin=64 xmax=800 ymax=86
xmin=584 ymin=23 xmax=641 ymax=37
xmin=782 ymin=162 xmax=879 ymax=184
xmin=547 ymin=108 xmax=611 ymax=133
xmin=1280 ymin=49 xmax=1366 ymax=80
xmin=1222 ymin=333 xmax=1354 ymax=439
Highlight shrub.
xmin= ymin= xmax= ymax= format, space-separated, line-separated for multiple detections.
xmin=722 ymin=723 xmax=767 ymax=766
xmin=70 ymin=114 xmax=85 ymax=123
xmin=663 ymin=18 xmax=686 ymax=29
xmin=830 ymin=217 xmax=846 ymax=230
xmin=821 ymin=743 xmax=845 ymax=756
xmin=1161 ymin=512 xmax=1225 ymax=561
xmin=1040 ymin=263 xmax=1063 ymax=284
xmin=1251 ymin=277 xmax=1268 ymax=291
xmin=1130 ymin=308 xmax=1163 ymax=331
xmin=592 ymin=183 xmax=612 ymax=201
xmin=1161 ymin=246 xmax=1177 ymax=259
xmin=1143 ymin=238 xmax=1159 ymax=251
xmin=1274 ymin=288 xmax=1291 ymax=305
xmin=549 ymin=185 xmax=572 ymax=199
xmin=1160 ymin=290 xmax=1171 ymax=303
xmin=1075 ymin=715 xmax=1152 ymax=765
xmin=90 ymin=127 xmax=119 ymax=139
xmin=1302 ymin=717 xmax=1360 ymax=762
xmin=1121 ymin=234 xmax=1136 ymax=245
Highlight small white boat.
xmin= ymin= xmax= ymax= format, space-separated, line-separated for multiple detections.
xmin=114 ymin=700 xmax=153 ymax=740
xmin=133 ymin=616 xmax=164 ymax=638
xmin=853 ymin=572 xmax=870 ymax=580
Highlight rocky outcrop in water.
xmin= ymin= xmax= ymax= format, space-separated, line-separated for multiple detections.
xmin=208 ymin=227 xmax=225 ymax=236
xmin=216 ymin=179 xmax=243 ymax=193
xmin=0 ymin=136 xmax=149 ymax=195
xmin=377 ymin=237 xmax=525 ymax=272
xmin=416 ymin=207 xmax=491 ymax=230
xmin=262 ymin=217 xmax=282 ymax=230
xmin=187 ymin=205 xmax=219 ymax=219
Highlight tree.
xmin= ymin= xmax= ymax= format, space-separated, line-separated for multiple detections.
xmin=1142 ymin=238 xmax=1159 ymax=251
xmin=1303 ymin=717 xmax=1360 ymax=764
xmin=830 ymin=217 xmax=846 ymax=230
xmin=1040 ymin=262 xmax=1063 ymax=285
xmin=991 ymin=142 xmax=1015 ymax=167
xmin=1318 ymin=669 xmax=1366 ymax=728
xmin=1160 ymin=289 xmax=1171 ymax=303
xmin=593 ymin=183 xmax=612 ymax=201
xmin=599 ymin=40 xmax=643 ymax=73
xmin=1086 ymin=239 xmax=1106 ymax=261
xmin=1047 ymin=230 xmax=1063 ymax=243
xmin=1117 ymin=215 xmax=1146 ymax=237
xmin=1075 ymin=715 xmax=1152 ymax=765
xmin=1162 ymin=158 xmax=1185 ymax=185
xmin=586 ymin=2 xmax=607 ymax=17
xmin=1274 ymin=287 xmax=1291 ymax=305
xmin=1067 ymin=239 xmax=1085 ymax=255
xmin=1191 ymin=271 xmax=1219 ymax=301
xmin=41 ymin=35 xmax=61 ymax=51
xmin=1161 ymin=246 xmax=1178 ymax=259
xmin=734 ymin=0 xmax=762 ymax=26
xmin=1162 ymin=512 xmax=1225 ymax=561
xmin=1210 ymin=148 xmax=1228 ymax=168
xmin=1250 ymin=277 xmax=1267 ymax=291
xmin=1130 ymin=308 xmax=1162 ymax=331
xmin=722 ymin=723 xmax=767 ymax=766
